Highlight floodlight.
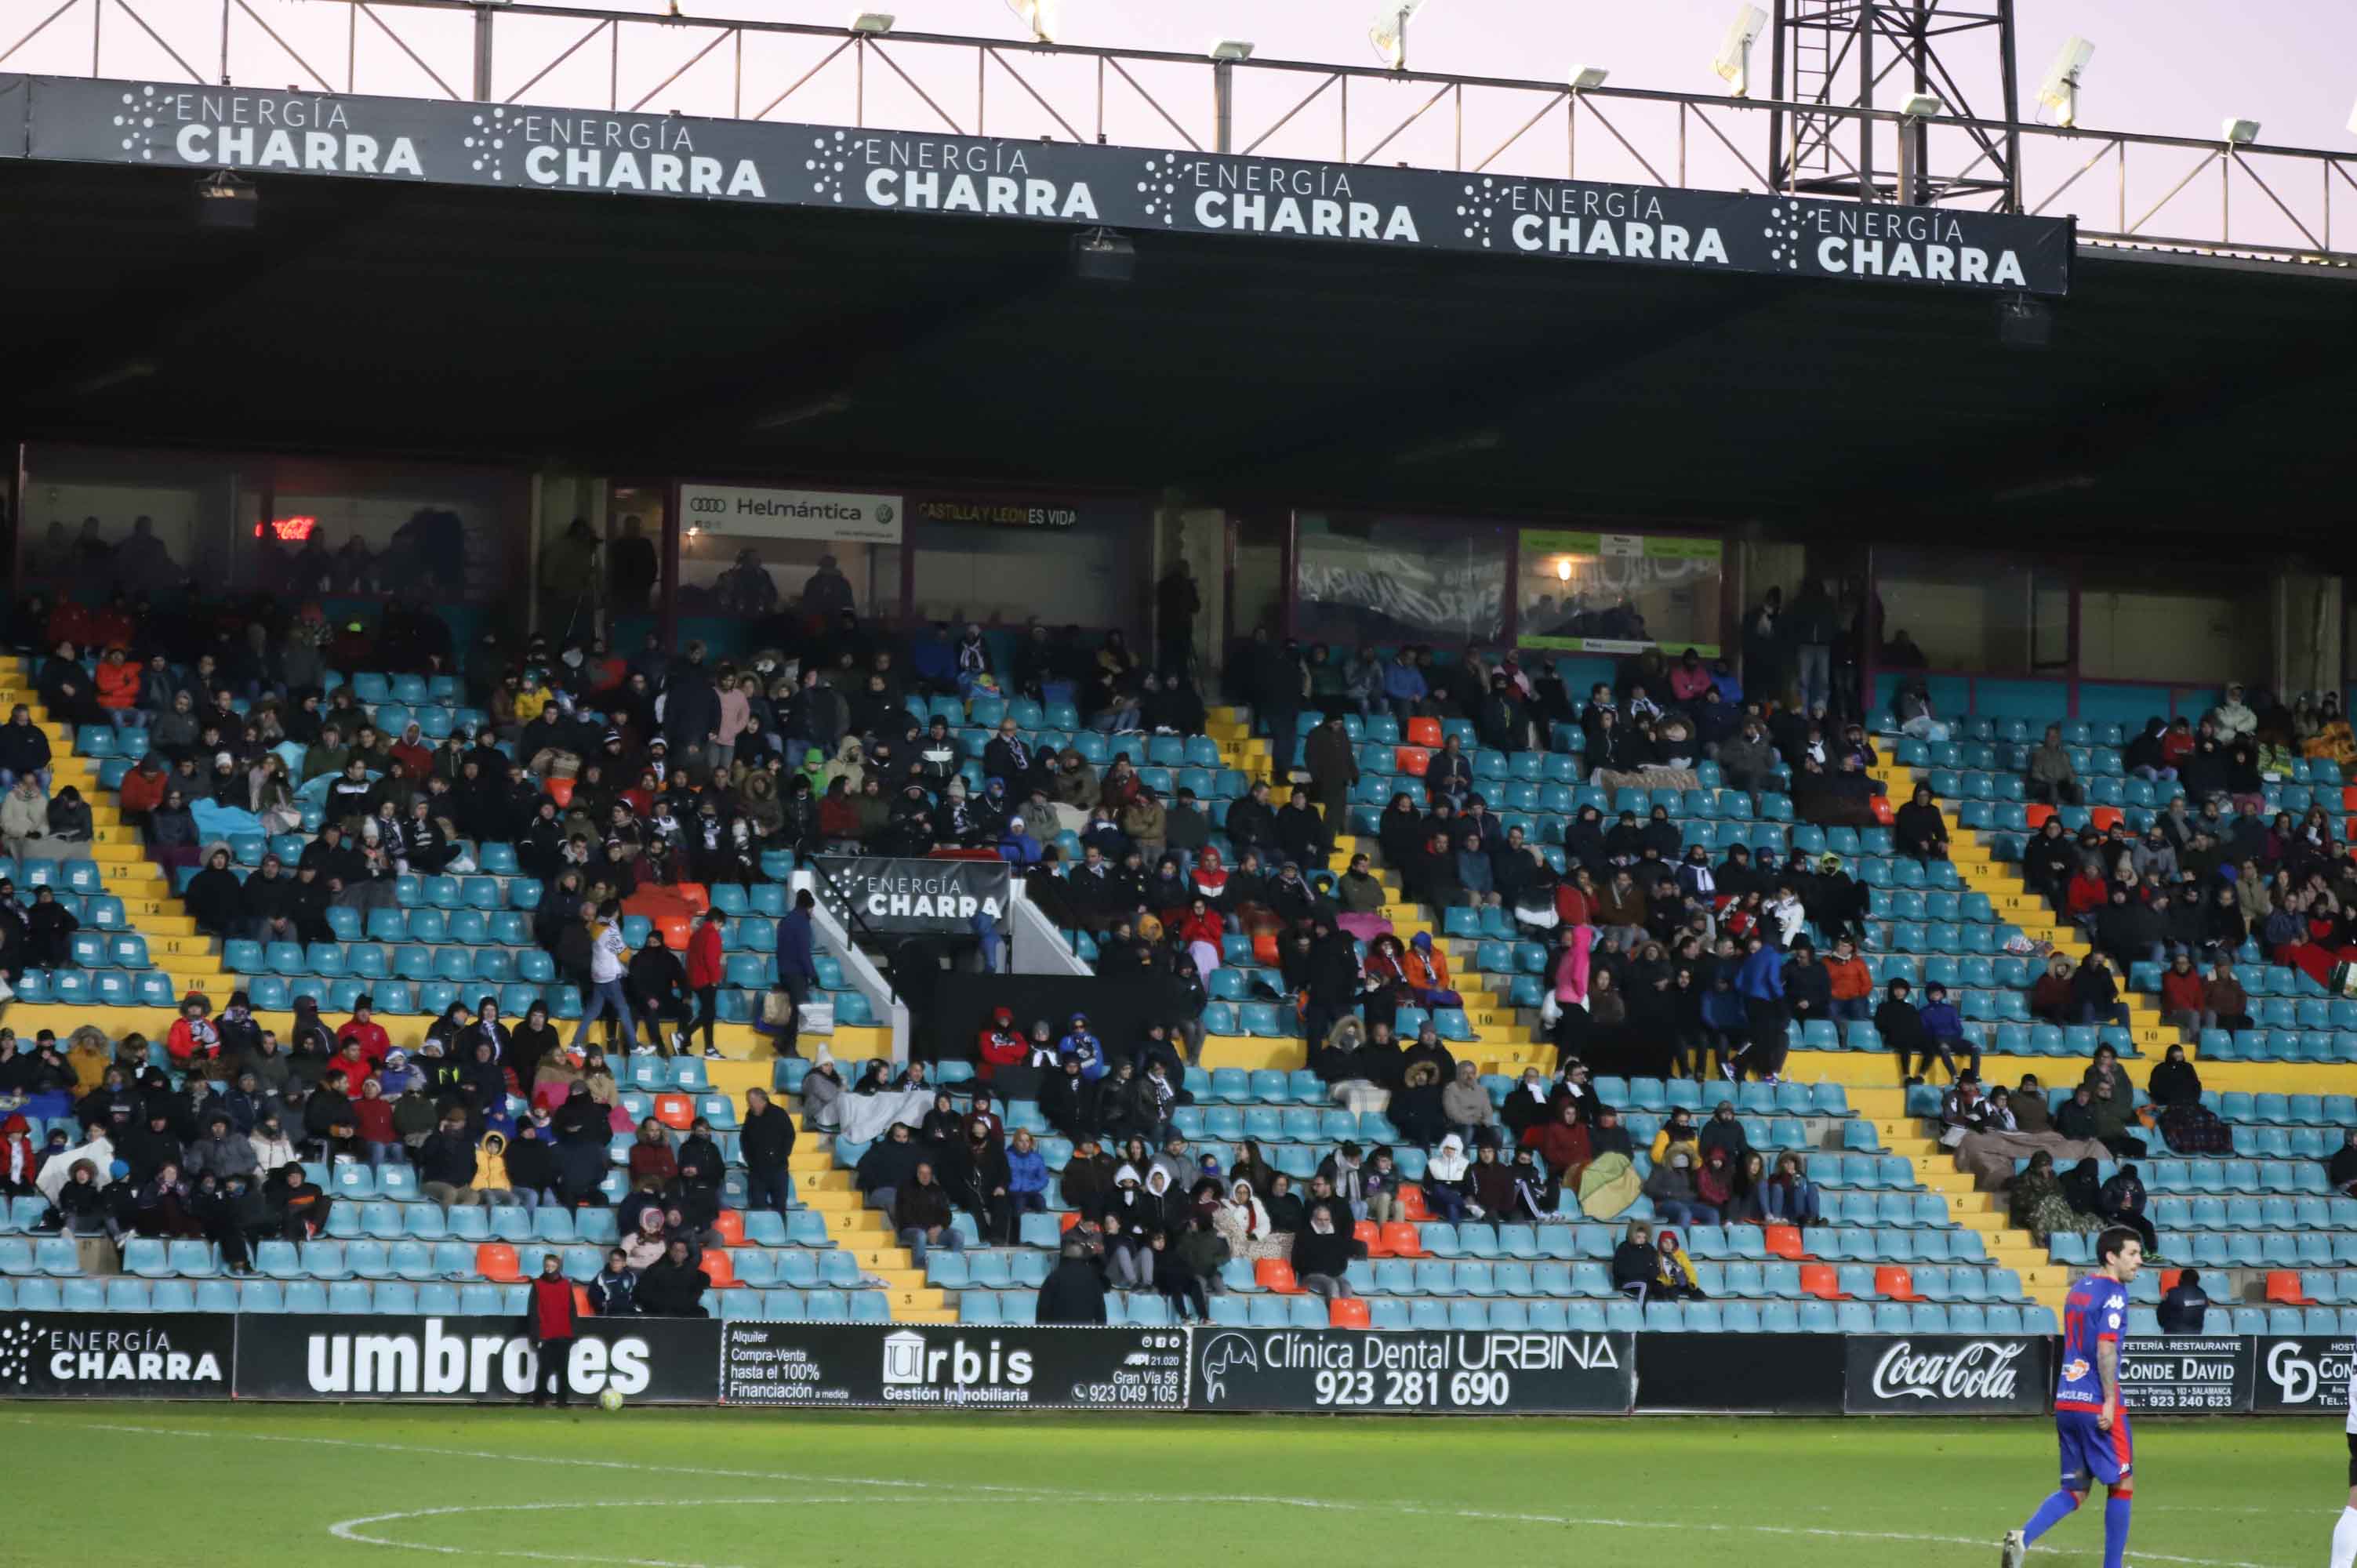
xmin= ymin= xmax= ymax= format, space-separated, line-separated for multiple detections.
xmin=2222 ymin=117 xmax=2260 ymax=145
xmin=194 ymin=172 xmax=256 ymax=230
xmin=1569 ymin=65 xmax=1610 ymax=92
xmin=1006 ymin=0 xmax=1061 ymax=44
xmin=1210 ymin=38 xmax=1253 ymax=61
xmin=1900 ymin=92 xmax=1942 ymax=118
xmin=1713 ymin=5 xmax=1768 ymax=98
xmin=1369 ymin=0 xmax=1427 ymax=71
xmin=1555 ymin=559 xmax=1573 ymax=583
xmin=849 ymin=12 xmax=894 ymax=34
xmin=1071 ymin=227 xmax=1135 ymax=284
xmin=2036 ymin=36 xmax=2094 ymax=128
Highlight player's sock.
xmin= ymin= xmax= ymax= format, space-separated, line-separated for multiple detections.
xmin=2101 ymin=1494 xmax=2131 ymax=1568
xmin=2329 ymin=1505 xmax=2357 ymax=1568
xmin=2019 ymin=1490 xmax=2080 ymax=1544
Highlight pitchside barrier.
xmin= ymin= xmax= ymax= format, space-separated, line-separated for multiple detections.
xmin=0 ymin=1317 xmax=2341 ymax=1414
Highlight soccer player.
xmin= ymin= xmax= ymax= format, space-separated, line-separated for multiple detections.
xmin=2001 ymin=1225 xmax=2143 ymax=1568
xmin=2330 ymin=1345 xmax=2357 ymax=1568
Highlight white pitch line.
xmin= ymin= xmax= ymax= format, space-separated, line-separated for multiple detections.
xmin=18 ymin=1415 xmax=2307 ymax=1568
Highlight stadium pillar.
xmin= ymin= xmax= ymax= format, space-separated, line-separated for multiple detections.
xmin=2274 ymin=567 xmax=2342 ymax=710
xmin=1214 ymin=60 xmax=1235 ymax=154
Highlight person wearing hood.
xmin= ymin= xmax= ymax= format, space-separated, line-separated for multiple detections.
xmin=1422 ymin=1134 xmax=1474 ymax=1225
xmin=1291 ymin=1181 xmax=1359 ymax=1298
xmin=470 ymin=1129 xmax=526 ymax=1207
xmin=1101 ymin=1163 xmax=1159 ymax=1287
xmin=1036 ymin=1238 xmax=1109 ymax=1325
xmin=1644 ymin=1145 xmax=1716 ymax=1228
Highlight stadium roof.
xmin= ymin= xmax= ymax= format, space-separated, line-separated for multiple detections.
xmin=3 ymin=153 xmax=2352 ymax=549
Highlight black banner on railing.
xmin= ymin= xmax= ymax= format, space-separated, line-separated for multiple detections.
xmin=5 ymin=76 xmax=2072 ymax=296
xmin=2117 ymin=1336 xmax=2253 ymax=1413
xmin=2253 ymin=1337 xmax=2356 ymax=1414
xmin=719 ymin=1322 xmax=1188 ymax=1408
xmin=812 ymin=855 xmax=1011 ymax=937
xmin=1187 ymin=1328 xmax=1636 ymax=1414
xmin=1842 ymin=1335 xmax=2051 ymax=1415
xmin=231 ymin=1315 xmax=720 ymax=1403
xmin=0 ymin=1312 xmax=234 ymax=1399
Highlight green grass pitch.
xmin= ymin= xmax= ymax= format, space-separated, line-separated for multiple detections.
xmin=3 ymin=1404 xmax=2337 ymax=1566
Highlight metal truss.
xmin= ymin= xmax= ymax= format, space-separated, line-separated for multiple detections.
xmin=5 ymin=0 xmax=2353 ymax=268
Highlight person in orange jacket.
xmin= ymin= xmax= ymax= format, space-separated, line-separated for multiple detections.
xmin=1825 ymin=935 xmax=1875 ymax=1023
xmin=94 ymin=646 xmax=145 ymax=733
xmin=684 ymin=909 xmax=726 ymax=1059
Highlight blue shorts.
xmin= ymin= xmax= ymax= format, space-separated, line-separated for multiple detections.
xmin=2056 ymin=1408 xmax=2134 ymax=1492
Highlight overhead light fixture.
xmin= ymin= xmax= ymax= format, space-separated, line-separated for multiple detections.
xmin=1070 ymin=227 xmax=1135 ymax=284
xmin=1569 ymin=65 xmax=1609 ymax=92
xmin=2036 ymin=35 xmax=2094 ymax=129
xmin=1900 ymin=92 xmax=1943 ymax=118
xmin=1005 ymin=0 xmax=1060 ymax=43
xmin=193 ymin=171 xmax=256 ymax=230
xmin=1209 ymin=38 xmax=1253 ymax=61
xmin=1555 ymin=558 xmax=1573 ymax=583
xmin=2222 ymin=116 xmax=2261 ymax=145
xmin=848 ymin=11 xmax=894 ymax=34
xmin=1712 ymin=5 xmax=1767 ymax=98
xmin=1367 ymin=0 xmax=1428 ymax=71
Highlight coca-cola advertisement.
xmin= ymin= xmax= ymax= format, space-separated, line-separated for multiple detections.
xmin=1843 ymin=1335 xmax=2051 ymax=1416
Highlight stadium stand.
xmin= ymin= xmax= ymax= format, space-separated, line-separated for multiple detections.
xmin=1 ymin=581 xmax=2352 ymax=1338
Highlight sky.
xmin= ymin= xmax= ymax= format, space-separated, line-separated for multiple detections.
xmin=12 ymin=0 xmax=2357 ymax=248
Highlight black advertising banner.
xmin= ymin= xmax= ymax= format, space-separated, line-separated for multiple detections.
xmin=1843 ymin=1335 xmax=2050 ymax=1415
xmin=813 ymin=855 xmax=1011 ymax=935
xmin=720 ymin=1322 xmax=1188 ymax=1408
xmin=232 ymin=1315 xmax=720 ymax=1403
xmin=2253 ymin=1337 xmax=2355 ymax=1414
xmin=0 ymin=1313 xmax=234 ymax=1399
xmin=1188 ymin=1328 xmax=1636 ymax=1414
xmin=5 ymin=76 xmax=2071 ymax=295
xmin=2118 ymin=1337 xmax=2253 ymax=1413
xmin=1635 ymin=1332 xmax=1843 ymax=1413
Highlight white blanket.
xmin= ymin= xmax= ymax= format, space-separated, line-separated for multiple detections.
xmin=833 ymin=1088 xmax=933 ymax=1146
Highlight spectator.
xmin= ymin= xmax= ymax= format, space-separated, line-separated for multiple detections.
xmin=2156 ymin=1267 xmax=2210 ymax=1334
xmin=1291 ymin=1185 xmax=1358 ymax=1299
xmin=1894 ymin=783 xmax=1948 ymax=864
xmin=893 ymin=1160 xmax=964 ymax=1265
xmin=2329 ymin=1130 xmax=2357 ymax=1196
xmin=1611 ymin=1220 xmax=1657 ymax=1301
xmin=1916 ymin=982 xmax=1977 ymax=1080
xmin=2025 ymin=724 xmax=2083 ymax=806
xmin=2007 ymin=1150 xmax=2097 ymax=1246
xmin=2069 ymin=951 xmax=2131 ymax=1029
xmin=637 ymin=1236 xmax=712 ymax=1318
xmin=587 ymin=1247 xmax=639 ymax=1316
xmin=1764 ymin=1152 xmax=1821 ymax=1226
xmin=1036 ymin=1240 xmax=1109 ymax=1325
xmin=417 ymin=1112 xmax=481 ymax=1206
xmin=2203 ymin=960 xmax=2253 ymax=1031
xmin=1643 ymin=1145 xmax=1713 ymax=1227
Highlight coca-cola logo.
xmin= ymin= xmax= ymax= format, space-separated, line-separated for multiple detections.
xmin=1871 ymin=1339 xmax=2025 ymax=1402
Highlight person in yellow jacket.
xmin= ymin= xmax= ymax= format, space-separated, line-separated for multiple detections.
xmin=512 ymin=673 xmax=554 ymax=725
xmin=472 ymin=1129 xmax=525 ymax=1207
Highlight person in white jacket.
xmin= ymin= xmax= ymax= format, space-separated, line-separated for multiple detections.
xmin=572 ymin=898 xmax=643 ymax=1053
xmin=247 ymin=1115 xmax=297 ymax=1177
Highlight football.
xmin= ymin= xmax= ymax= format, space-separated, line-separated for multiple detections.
xmin=598 ymin=1389 xmax=626 ymax=1413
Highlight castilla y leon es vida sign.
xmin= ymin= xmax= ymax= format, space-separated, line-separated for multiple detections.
xmin=4 ymin=76 xmax=2069 ymax=295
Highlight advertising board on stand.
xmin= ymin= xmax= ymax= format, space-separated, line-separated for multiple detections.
xmin=1189 ymin=1329 xmax=1636 ymax=1414
xmin=2116 ymin=1337 xmax=2253 ymax=1413
xmin=232 ymin=1316 xmax=718 ymax=1403
xmin=1842 ymin=1336 xmax=2051 ymax=1416
xmin=2253 ymin=1337 xmax=2355 ymax=1415
xmin=0 ymin=1312 xmax=234 ymax=1399
xmin=721 ymin=1323 xmax=1187 ymax=1409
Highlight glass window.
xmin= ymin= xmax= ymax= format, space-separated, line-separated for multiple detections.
xmin=1295 ymin=513 xmax=1511 ymax=645
xmin=1516 ymin=529 xmax=1725 ymax=654
xmin=1874 ymin=548 xmax=2036 ymax=673
xmin=907 ymin=492 xmax=1146 ymax=628
xmin=674 ymin=481 xmax=904 ymax=629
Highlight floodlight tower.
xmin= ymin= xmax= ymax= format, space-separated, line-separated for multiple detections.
xmin=1767 ymin=0 xmax=2022 ymax=209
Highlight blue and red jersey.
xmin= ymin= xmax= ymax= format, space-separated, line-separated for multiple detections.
xmin=2055 ymin=1274 xmax=2128 ymax=1413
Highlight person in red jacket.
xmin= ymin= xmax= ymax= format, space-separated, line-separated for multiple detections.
xmin=1520 ymin=1098 xmax=1593 ymax=1212
xmin=165 ymin=993 xmax=220 ymax=1068
xmin=94 ymin=646 xmax=144 ymax=732
xmin=684 ymin=909 xmax=725 ymax=1059
xmin=525 ymin=1252 xmax=578 ymax=1406
xmin=2158 ymin=952 xmax=2207 ymax=1034
xmin=977 ymin=1007 xmax=1026 ymax=1082
xmin=336 ymin=996 xmax=392 ymax=1069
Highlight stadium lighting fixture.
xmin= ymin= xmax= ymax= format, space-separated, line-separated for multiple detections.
xmin=1899 ymin=92 xmax=1942 ymax=118
xmin=1569 ymin=65 xmax=1610 ymax=92
xmin=2036 ymin=36 xmax=2094 ymax=129
xmin=1713 ymin=5 xmax=1768 ymax=98
xmin=193 ymin=171 xmax=256 ymax=230
xmin=1006 ymin=0 xmax=1061 ymax=44
xmin=1555 ymin=558 xmax=1573 ymax=583
xmin=1209 ymin=39 xmax=1254 ymax=61
xmin=2222 ymin=117 xmax=2261 ymax=145
xmin=1071 ymin=227 xmax=1135 ymax=284
xmin=849 ymin=12 xmax=895 ymax=34
xmin=1368 ymin=0 xmax=1428 ymax=72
